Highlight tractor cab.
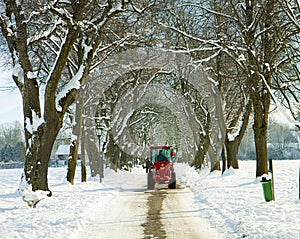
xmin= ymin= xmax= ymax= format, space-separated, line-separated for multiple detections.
xmin=149 ymin=146 xmax=174 ymax=163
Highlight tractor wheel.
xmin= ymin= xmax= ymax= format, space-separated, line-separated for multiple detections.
xmin=168 ymin=172 xmax=176 ymax=189
xmin=147 ymin=171 xmax=155 ymax=190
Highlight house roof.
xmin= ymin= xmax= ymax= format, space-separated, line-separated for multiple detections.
xmin=56 ymin=144 xmax=81 ymax=155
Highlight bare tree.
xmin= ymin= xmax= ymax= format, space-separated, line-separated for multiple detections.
xmin=157 ymin=0 xmax=300 ymax=177
xmin=0 ymin=122 xmax=24 ymax=146
xmin=0 ymin=0 xmax=134 ymax=193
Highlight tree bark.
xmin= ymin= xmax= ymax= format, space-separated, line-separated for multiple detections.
xmin=106 ymin=133 xmax=120 ymax=172
xmin=25 ymin=26 xmax=79 ymax=190
xmin=243 ymin=0 xmax=273 ymax=177
xmin=85 ymin=135 xmax=101 ymax=177
xmin=67 ymin=88 xmax=84 ymax=184
xmin=25 ymin=118 xmax=62 ymax=194
xmin=81 ymin=127 xmax=87 ymax=182
xmin=67 ymin=140 xmax=79 ymax=185
xmin=221 ymin=146 xmax=226 ymax=174
xmin=193 ymin=128 xmax=210 ymax=170
xmin=225 ymin=138 xmax=235 ymax=169
xmin=209 ymin=142 xmax=221 ymax=172
xmin=225 ymin=100 xmax=252 ymax=169
xmin=253 ymin=116 xmax=268 ymax=177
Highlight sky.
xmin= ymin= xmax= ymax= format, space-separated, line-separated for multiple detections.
xmin=0 ymin=67 xmax=23 ymax=125
xmin=0 ymin=160 xmax=299 ymax=239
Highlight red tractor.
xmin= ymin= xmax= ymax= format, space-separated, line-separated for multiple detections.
xmin=146 ymin=146 xmax=176 ymax=190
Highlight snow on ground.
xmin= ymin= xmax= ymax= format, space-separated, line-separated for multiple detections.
xmin=179 ymin=160 xmax=300 ymax=239
xmin=0 ymin=160 xmax=299 ymax=239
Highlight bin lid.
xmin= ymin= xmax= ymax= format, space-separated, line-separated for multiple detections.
xmin=261 ymin=176 xmax=271 ymax=182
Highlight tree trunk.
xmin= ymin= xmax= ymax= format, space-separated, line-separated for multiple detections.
xmin=81 ymin=129 xmax=87 ymax=182
xmin=225 ymin=138 xmax=239 ymax=169
xmin=106 ymin=134 xmax=120 ymax=172
xmin=25 ymin=119 xmax=62 ymax=194
xmin=210 ymin=156 xmax=221 ymax=171
xmin=100 ymin=149 xmax=104 ymax=179
xmin=67 ymin=140 xmax=79 ymax=184
xmin=193 ymin=148 xmax=204 ymax=170
xmin=253 ymin=127 xmax=268 ymax=176
xmin=221 ymin=146 xmax=226 ymax=174
xmin=85 ymin=136 xmax=101 ymax=177
xmin=232 ymin=151 xmax=239 ymax=169
xmin=244 ymin=0 xmax=273 ymax=177
xmin=193 ymin=132 xmax=210 ymax=170
xmin=67 ymin=88 xmax=85 ymax=184
xmin=252 ymin=108 xmax=269 ymax=177
xmin=121 ymin=152 xmax=128 ymax=170
xmin=250 ymin=73 xmax=270 ymax=177
xmin=23 ymin=23 xmax=79 ymax=191
xmin=209 ymin=145 xmax=221 ymax=172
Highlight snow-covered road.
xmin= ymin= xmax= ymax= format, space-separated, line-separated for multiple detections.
xmin=161 ymin=187 xmax=219 ymax=239
xmin=80 ymin=188 xmax=147 ymax=239
xmin=78 ymin=168 xmax=220 ymax=239
xmin=78 ymin=170 xmax=148 ymax=239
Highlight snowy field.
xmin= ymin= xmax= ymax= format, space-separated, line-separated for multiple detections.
xmin=0 ymin=160 xmax=299 ymax=239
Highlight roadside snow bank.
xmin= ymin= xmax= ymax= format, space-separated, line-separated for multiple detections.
xmin=178 ymin=160 xmax=300 ymax=239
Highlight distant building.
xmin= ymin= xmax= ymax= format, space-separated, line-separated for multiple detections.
xmin=54 ymin=144 xmax=82 ymax=167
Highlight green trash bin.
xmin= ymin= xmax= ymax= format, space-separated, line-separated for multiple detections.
xmin=261 ymin=177 xmax=274 ymax=202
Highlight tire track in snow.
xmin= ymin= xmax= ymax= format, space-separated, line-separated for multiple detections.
xmin=142 ymin=189 xmax=167 ymax=239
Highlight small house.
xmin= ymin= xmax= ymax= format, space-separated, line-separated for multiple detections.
xmin=54 ymin=144 xmax=82 ymax=167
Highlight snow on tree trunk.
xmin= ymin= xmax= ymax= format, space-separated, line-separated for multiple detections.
xmin=25 ymin=119 xmax=62 ymax=194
